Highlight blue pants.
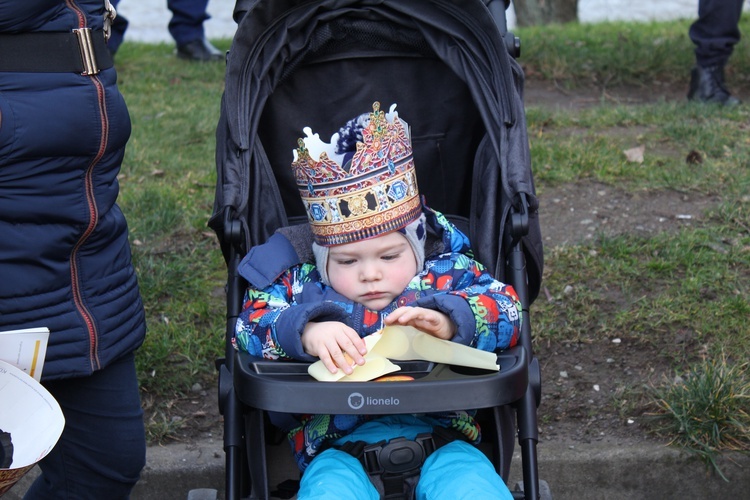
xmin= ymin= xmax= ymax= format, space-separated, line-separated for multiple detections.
xmin=297 ymin=416 xmax=512 ymax=499
xmin=109 ymin=0 xmax=211 ymax=52
xmin=689 ymin=0 xmax=745 ymax=67
xmin=23 ymin=354 xmax=146 ymax=500
xmin=167 ymin=0 xmax=211 ymax=46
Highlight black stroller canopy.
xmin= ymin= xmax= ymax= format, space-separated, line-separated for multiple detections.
xmin=212 ymin=0 xmax=543 ymax=302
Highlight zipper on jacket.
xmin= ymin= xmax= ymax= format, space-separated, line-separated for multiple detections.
xmin=66 ymin=0 xmax=87 ymax=28
xmin=67 ymin=0 xmax=106 ymax=371
xmin=352 ymin=305 xmax=365 ymax=336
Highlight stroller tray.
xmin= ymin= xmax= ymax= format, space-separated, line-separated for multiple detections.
xmin=233 ymin=346 xmax=529 ymax=415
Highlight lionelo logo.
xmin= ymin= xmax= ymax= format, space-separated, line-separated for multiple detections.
xmin=347 ymin=392 xmax=400 ymax=410
xmin=348 ymin=392 xmax=365 ymax=410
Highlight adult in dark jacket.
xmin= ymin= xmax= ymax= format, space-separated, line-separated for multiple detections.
xmin=0 ymin=1 xmax=147 ymax=497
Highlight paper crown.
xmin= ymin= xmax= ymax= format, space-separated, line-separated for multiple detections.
xmin=291 ymin=102 xmax=421 ymax=246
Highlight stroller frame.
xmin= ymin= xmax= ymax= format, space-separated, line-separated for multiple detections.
xmin=211 ymin=1 xmax=544 ymax=499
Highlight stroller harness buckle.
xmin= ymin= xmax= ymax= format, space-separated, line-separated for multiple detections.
xmin=363 ymin=435 xmax=432 ymax=475
xmin=338 ymin=430 xmax=461 ymax=500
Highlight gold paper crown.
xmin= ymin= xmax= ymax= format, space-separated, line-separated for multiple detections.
xmin=291 ymin=102 xmax=421 ymax=246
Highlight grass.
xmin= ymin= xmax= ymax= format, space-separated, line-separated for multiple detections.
xmin=114 ymin=17 xmax=750 ymax=454
xmin=534 ymin=223 xmax=750 ymax=354
xmin=527 ymin=102 xmax=750 ymax=194
xmin=114 ymin=42 xmax=230 ymax=441
xmin=517 ymin=16 xmax=750 ymax=88
xmin=516 ymin=16 xmax=750 ymax=472
xmin=649 ymin=355 xmax=750 ymax=480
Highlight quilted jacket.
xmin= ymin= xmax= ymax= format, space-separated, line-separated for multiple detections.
xmin=0 ymin=0 xmax=146 ymax=380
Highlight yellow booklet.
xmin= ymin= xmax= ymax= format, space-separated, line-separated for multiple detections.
xmin=0 ymin=327 xmax=50 ymax=382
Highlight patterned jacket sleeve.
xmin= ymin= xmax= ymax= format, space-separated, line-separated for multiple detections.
xmin=234 ymin=263 xmax=350 ymax=361
xmin=413 ymin=253 xmax=522 ymax=351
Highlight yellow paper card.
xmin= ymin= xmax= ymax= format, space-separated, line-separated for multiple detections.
xmin=307 ymin=325 xmax=499 ymax=382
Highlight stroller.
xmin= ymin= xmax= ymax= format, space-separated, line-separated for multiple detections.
xmin=210 ymin=0 xmax=545 ymax=498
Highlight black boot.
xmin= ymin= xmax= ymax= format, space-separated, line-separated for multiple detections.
xmin=687 ymin=65 xmax=741 ymax=106
xmin=176 ymin=38 xmax=223 ymax=62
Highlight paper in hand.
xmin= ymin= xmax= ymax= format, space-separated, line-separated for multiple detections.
xmin=307 ymin=325 xmax=499 ymax=381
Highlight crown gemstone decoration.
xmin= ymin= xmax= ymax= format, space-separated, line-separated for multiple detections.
xmin=291 ymin=102 xmax=421 ymax=246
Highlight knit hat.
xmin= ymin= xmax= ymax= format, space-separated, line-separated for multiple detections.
xmin=312 ymin=214 xmax=426 ymax=285
xmin=291 ymin=101 xmax=425 ymax=284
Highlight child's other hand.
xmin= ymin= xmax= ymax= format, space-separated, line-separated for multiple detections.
xmin=384 ymin=306 xmax=457 ymax=340
xmin=302 ymin=321 xmax=368 ymax=375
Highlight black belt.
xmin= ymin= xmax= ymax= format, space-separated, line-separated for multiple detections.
xmin=0 ymin=29 xmax=113 ymax=75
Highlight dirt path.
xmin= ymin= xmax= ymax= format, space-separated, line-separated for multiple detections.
xmin=538 ymin=180 xmax=720 ymax=249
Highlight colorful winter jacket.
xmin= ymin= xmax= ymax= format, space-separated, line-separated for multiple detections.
xmin=0 ymin=1 xmax=146 ymax=380
xmin=235 ymin=206 xmax=522 ymax=470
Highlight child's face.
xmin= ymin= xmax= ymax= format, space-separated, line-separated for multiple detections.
xmin=327 ymin=231 xmax=418 ymax=311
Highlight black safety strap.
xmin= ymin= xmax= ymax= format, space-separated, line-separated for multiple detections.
xmin=0 ymin=30 xmax=113 ymax=74
xmin=337 ymin=426 xmax=468 ymax=500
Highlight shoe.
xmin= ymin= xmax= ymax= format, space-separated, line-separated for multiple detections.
xmin=687 ymin=65 xmax=741 ymax=106
xmin=176 ymin=38 xmax=223 ymax=62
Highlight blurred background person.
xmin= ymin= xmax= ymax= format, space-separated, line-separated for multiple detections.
xmin=688 ymin=0 xmax=744 ymax=105
xmin=109 ymin=0 xmax=223 ymax=61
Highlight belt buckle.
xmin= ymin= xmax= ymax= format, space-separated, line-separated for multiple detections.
xmin=72 ymin=28 xmax=100 ymax=76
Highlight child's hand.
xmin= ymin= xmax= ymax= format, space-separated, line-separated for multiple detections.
xmin=302 ymin=321 xmax=368 ymax=375
xmin=384 ymin=306 xmax=457 ymax=340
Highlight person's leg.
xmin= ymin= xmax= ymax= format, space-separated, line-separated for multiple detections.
xmin=167 ymin=0 xmax=222 ymax=61
xmin=416 ymin=441 xmax=513 ymax=500
xmin=167 ymin=0 xmax=210 ymax=46
xmin=297 ymin=449 xmax=379 ymax=500
xmin=689 ymin=0 xmax=744 ymax=68
xmin=687 ymin=0 xmax=745 ymax=104
xmin=23 ymin=353 xmax=145 ymax=500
